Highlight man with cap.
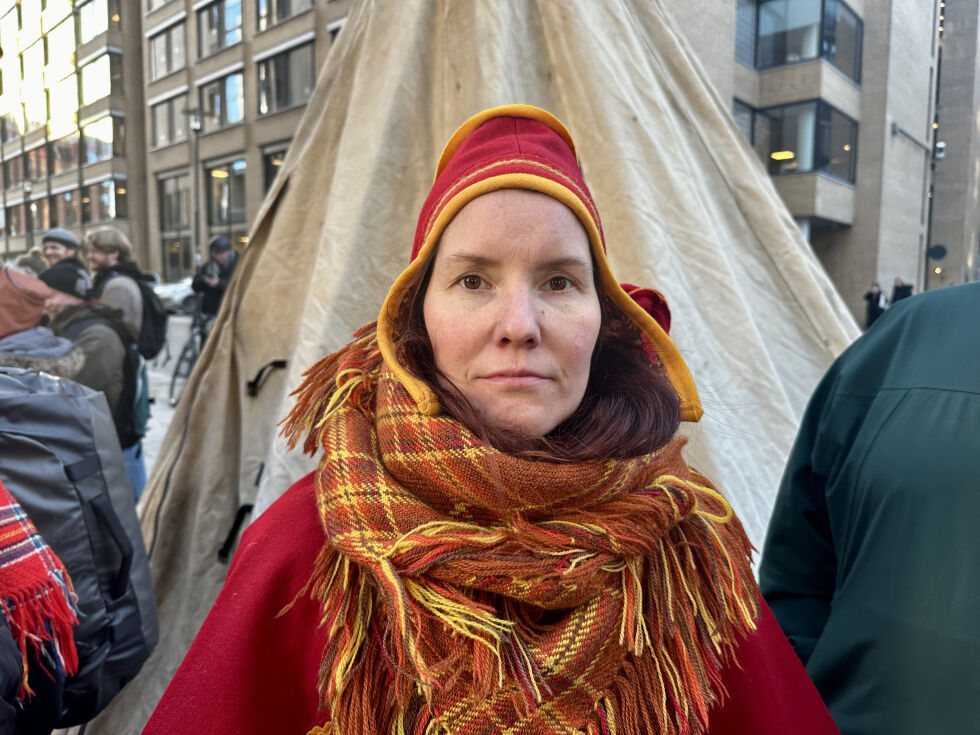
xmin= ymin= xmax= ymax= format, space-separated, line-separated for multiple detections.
xmin=40 ymin=228 xmax=91 ymax=296
xmin=191 ymin=236 xmax=240 ymax=317
xmin=37 ymin=265 xmax=147 ymax=499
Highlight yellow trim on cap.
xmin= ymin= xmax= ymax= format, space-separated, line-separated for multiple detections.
xmin=377 ymin=172 xmax=703 ymax=423
xmin=435 ymin=105 xmax=577 ymax=181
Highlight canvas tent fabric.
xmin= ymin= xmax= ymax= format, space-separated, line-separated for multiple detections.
xmin=87 ymin=1 xmax=859 ymax=731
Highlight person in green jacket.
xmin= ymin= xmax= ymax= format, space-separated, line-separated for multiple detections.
xmin=759 ymin=280 xmax=980 ymax=734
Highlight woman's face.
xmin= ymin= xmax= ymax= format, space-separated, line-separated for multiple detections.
xmin=422 ymin=189 xmax=602 ymax=436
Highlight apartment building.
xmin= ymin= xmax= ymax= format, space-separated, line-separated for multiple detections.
xmin=0 ymin=0 xmax=147 ymax=263
xmin=680 ymin=0 xmax=965 ymax=319
xmin=143 ymin=0 xmax=351 ymax=280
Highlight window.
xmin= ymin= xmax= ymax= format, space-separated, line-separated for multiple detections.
xmin=4 ymin=156 xmax=24 ymax=188
xmin=82 ymin=179 xmax=126 ymax=222
xmin=755 ymin=0 xmax=861 ymax=82
xmin=263 ymin=144 xmax=288 ymax=191
xmin=80 ymin=52 xmax=123 ymax=106
xmin=29 ymin=197 xmax=50 ymax=232
xmin=733 ymin=99 xmax=754 ymax=143
xmin=152 ymin=93 xmax=187 ymax=147
xmin=200 ymin=71 xmax=244 ymax=132
xmin=198 ymin=0 xmax=242 ymax=58
xmin=206 ymin=157 xmax=247 ymax=244
xmin=823 ymin=0 xmax=862 ymax=81
xmin=82 ymin=115 xmax=125 ymax=163
xmin=754 ymin=100 xmax=857 ymax=182
xmin=22 ymin=40 xmax=47 ymax=131
xmin=6 ymin=204 xmax=25 ymax=236
xmin=78 ymin=0 xmax=121 ymax=45
xmin=256 ymin=0 xmax=314 ymax=32
xmin=149 ymin=22 xmax=186 ymax=80
xmin=26 ymin=145 xmax=48 ymax=181
xmin=20 ymin=0 xmax=41 ymax=43
xmin=159 ymin=172 xmax=193 ymax=279
xmin=46 ymin=18 xmax=76 ymax=80
xmin=147 ymin=0 xmax=172 ymax=11
xmin=52 ymin=189 xmax=82 ymax=227
xmin=49 ymin=74 xmax=79 ymax=138
xmin=257 ymin=42 xmax=313 ymax=115
xmin=51 ymin=131 xmax=81 ymax=174
xmin=735 ymin=0 xmax=757 ymax=67
xmin=1 ymin=110 xmax=23 ymax=143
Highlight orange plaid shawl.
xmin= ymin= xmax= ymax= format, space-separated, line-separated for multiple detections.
xmin=283 ymin=329 xmax=758 ymax=735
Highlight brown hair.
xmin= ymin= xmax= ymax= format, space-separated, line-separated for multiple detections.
xmin=86 ymin=227 xmax=133 ymax=264
xmin=394 ymin=264 xmax=681 ymax=462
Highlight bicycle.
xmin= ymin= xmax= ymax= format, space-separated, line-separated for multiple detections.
xmin=168 ymin=310 xmax=215 ymax=406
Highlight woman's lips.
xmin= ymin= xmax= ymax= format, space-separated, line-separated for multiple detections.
xmin=480 ymin=371 xmax=549 ymax=387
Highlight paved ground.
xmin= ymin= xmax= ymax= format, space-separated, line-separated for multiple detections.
xmin=143 ymin=314 xmax=192 ymax=473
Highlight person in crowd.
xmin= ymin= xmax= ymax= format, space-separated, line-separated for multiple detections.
xmin=86 ymin=228 xmax=147 ymax=337
xmin=0 ymin=266 xmax=84 ymax=378
xmin=41 ymin=228 xmax=90 ymax=286
xmin=760 ymin=280 xmax=980 ymax=734
xmin=890 ymin=276 xmax=913 ymax=304
xmin=191 ymin=236 xmax=240 ymax=318
xmin=862 ymin=281 xmax=886 ymax=328
xmin=13 ymin=247 xmax=47 ymax=277
xmin=144 ymin=106 xmax=838 ymax=735
xmin=37 ymin=266 xmax=147 ymax=500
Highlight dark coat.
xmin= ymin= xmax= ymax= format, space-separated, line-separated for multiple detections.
xmin=191 ymin=250 xmax=239 ymax=316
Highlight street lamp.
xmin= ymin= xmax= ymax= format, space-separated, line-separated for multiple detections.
xmin=185 ymin=107 xmax=203 ymax=269
xmin=23 ymin=179 xmax=33 ymax=250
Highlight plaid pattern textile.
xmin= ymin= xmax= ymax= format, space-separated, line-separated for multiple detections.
xmin=283 ymin=340 xmax=759 ymax=735
xmin=0 ymin=477 xmax=78 ymax=697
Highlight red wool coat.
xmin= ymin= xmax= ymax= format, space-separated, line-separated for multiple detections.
xmin=144 ymin=473 xmax=839 ymax=735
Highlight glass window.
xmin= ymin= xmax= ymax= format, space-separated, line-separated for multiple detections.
xmin=5 ymin=156 xmax=24 ymax=187
xmin=733 ymin=99 xmax=754 ymax=143
xmin=754 ymin=100 xmax=857 ymax=182
xmin=7 ymin=204 xmax=25 ymax=236
xmin=27 ymin=145 xmax=48 ymax=181
xmin=78 ymin=0 xmax=107 ymax=45
xmin=80 ymin=52 xmax=122 ymax=105
xmin=200 ymin=72 xmax=244 ymax=132
xmin=735 ymin=0 xmax=757 ymax=67
xmin=20 ymin=0 xmax=42 ymax=43
xmin=51 ymin=131 xmax=81 ymax=174
xmin=207 ymin=158 xmax=246 ymax=236
xmin=46 ymin=18 xmax=76 ymax=80
xmin=149 ymin=22 xmax=186 ymax=80
xmin=757 ymin=0 xmax=821 ymax=67
xmin=49 ymin=73 xmax=79 ymax=138
xmin=22 ymin=41 xmax=47 ymax=131
xmin=256 ymin=0 xmax=314 ymax=32
xmin=29 ymin=197 xmax=50 ymax=231
xmin=198 ymin=0 xmax=242 ymax=58
xmin=159 ymin=172 xmax=193 ymax=280
xmin=147 ymin=0 xmax=171 ymax=11
xmin=823 ymin=0 xmax=862 ymax=81
xmin=83 ymin=179 xmax=123 ymax=222
xmin=1 ymin=110 xmax=23 ymax=142
xmin=151 ymin=93 xmax=187 ymax=147
xmin=53 ymin=190 xmax=81 ymax=227
xmin=257 ymin=42 xmax=314 ymax=115
xmin=263 ymin=145 xmax=288 ymax=191
xmin=82 ymin=115 xmax=124 ymax=163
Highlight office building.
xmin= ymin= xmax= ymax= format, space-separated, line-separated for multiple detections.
xmin=0 ymin=0 xmax=147 ymax=264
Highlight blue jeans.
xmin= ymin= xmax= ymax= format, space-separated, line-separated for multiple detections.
xmin=121 ymin=442 xmax=147 ymax=501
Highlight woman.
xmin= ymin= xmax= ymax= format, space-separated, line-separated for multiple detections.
xmin=144 ymin=106 xmax=837 ymax=734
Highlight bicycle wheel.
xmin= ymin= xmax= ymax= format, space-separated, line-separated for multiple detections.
xmin=168 ymin=339 xmax=198 ymax=406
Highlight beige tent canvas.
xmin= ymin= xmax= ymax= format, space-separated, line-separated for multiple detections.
xmin=89 ymin=0 xmax=858 ymax=731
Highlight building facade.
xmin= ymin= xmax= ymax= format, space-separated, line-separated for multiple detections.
xmin=679 ymin=0 xmax=965 ymax=321
xmin=142 ymin=0 xmax=351 ymax=280
xmin=0 ymin=0 xmax=148 ymax=264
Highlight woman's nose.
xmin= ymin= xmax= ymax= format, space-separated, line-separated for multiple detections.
xmin=495 ymin=287 xmax=541 ymax=346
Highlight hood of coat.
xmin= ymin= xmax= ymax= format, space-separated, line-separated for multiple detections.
xmin=50 ymin=303 xmax=137 ymax=344
xmin=0 ymin=326 xmax=85 ymax=379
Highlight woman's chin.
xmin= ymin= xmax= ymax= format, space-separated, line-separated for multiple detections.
xmin=479 ymin=403 xmax=572 ymax=439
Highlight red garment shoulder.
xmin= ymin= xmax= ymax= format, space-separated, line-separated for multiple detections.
xmin=143 ymin=472 xmax=329 ymax=735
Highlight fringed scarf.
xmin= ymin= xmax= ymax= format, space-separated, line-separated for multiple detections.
xmin=0 ymin=477 xmax=78 ymax=699
xmin=283 ymin=326 xmax=759 ymax=735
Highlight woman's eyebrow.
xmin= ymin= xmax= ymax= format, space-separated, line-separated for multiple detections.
xmin=443 ymin=253 xmax=591 ymax=270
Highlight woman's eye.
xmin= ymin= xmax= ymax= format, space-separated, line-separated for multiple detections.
xmin=548 ymin=276 xmax=570 ymax=291
xmin=461 ymin=275 xmax=482 ymax=290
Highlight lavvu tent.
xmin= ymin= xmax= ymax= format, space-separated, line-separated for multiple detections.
xmin=89 ymin=1 xmax=859 ymax=731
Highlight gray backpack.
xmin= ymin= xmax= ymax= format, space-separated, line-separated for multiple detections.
xmin=0 ymin=368 xmax=157 ymax=726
